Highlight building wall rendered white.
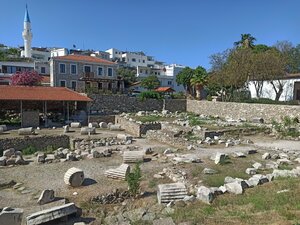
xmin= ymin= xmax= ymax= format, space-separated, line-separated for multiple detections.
xmin=248 ymin=78 xmax=300 ymax=101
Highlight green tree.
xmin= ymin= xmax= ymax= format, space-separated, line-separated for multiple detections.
xmin=274 ymin=41 xmax=300 ymax=73
xmin=140 ymin=75 xmax=160 ymax=90
xmin=116 ymin=67 xmax=137 ymax=88
xmin=176 ymin=67 xmax=194 ymax=95
xmin=234 ymin=33 xmax=257 ymax=49
xmin=190 ymin=66 xmax=208 ymax=99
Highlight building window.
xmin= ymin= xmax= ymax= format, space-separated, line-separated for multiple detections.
xmin=98 ymin=82 xmax=103 ymax=89
xmin=132 ymin=58 xmax=136 ymax=62
xmin=41 ymin=67 xmax=46 ymax=74
xmin=108 ymin=82 xmax=112 ymax=90
xmin=59 ymin=63 xmax=66 ymax=74
xmin=143 ymin=60 xmax=145 ymax=63
xmin=97 ymin=67 xmax=103 ymax=76
xmin=168 ymin=81 xmax=172 ymax=85
xmin=140 ymin=69 xmax=143 ymax=73
xmin=107 ymin=68 xmax=113 ymax=76
xmin=60 ymin=80 xmax=66 ymax=87
xmin=84 ymin=65 xmax=91 ymax=73
xmin=71 ymin=81 xmax=77 ymax=90
xmin=70 ymin=64 xmax=77 ymax=74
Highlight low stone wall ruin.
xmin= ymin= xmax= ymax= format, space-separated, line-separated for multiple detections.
xmin=115 ymin=115 xmax=161 ymax=137
xmin=187 ymin=100 xmax=300 ymax=123
xmin=89 ymin=94 xmax=186 ymax=114
xmin=0 ymin=135 xmax=70 ymax=154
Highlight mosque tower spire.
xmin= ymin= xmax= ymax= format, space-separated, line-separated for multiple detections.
xmin=22 ymin=4 xmax=33 ymax=58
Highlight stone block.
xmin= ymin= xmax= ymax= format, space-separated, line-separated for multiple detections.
xmin=3 ymin=148 xmax=15 ymax=158
xmin=80 ymin=127 xmax=96 ymax=135
xmin=18 ymin=127 xmax=34 ymax=135
xmin=123 ymin=150 xmax=144 ymax=163
xmin=70 ymin=122 xmax=81 ymax=128
xmin=262 ymin=152 xmax=271 ymax=160
xmin=224 ymin=181 xmax=247 ymax=194
xmin=197 ymin=186 xmax=214 ymax=204
xmin=26 ymin=203 xmax=79 ymax=225
xmin=0 ymin=207 xmax=23 ymax=225
xmin=157 ymin=183 xmax=188 ymax=204
xmin=37 ymin=189 xmax=55 ymax=205
xmin=64 ymin=167 xmax=84 ymax=187
xmin=104 ymin=164 xmax=130 ymax=180
xmin=214 ymin=152 xmax=227 ymax=164
xmin=0 ymin=125 xmax=7 ymax=131
xmin=99 ymin=122 xmax=108 ymax=128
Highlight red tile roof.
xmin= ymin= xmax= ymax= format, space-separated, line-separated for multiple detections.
xmin=53 ymin=54 xmax=116 ymax=65
xmin=0 ymin=86 xmax=91 ymax=102
xmin=41 ymin=75 xmax=50 ymax=83
xmin=155 ymin=87 xmax=175 ymax=92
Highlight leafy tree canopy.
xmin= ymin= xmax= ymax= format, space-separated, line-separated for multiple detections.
xmin=140 ymin=74 xmax=160 ymax=90
xmin=117 ymin=67 xmax=137 ymax=87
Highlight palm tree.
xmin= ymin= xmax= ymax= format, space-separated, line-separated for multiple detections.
xmin=190 ymin=66 xmax=207 ymax=100
xmin=234 ymin=34 xmax=256 ymax=49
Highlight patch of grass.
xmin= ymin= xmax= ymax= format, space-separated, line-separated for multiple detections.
xmin=172 ymin=177 xmax=300 ymax=224
xmin=148 ymin=179 xmax=157 ymax=189
xmin=22 ymin=146 xmax=37 ymax=155
xmin=278 ymin=164 xmax=294 ymax=170
xmin=183 ymin=132 xmax=200 ymax=141
xmin=22 ymin=145 xmax=55 ymax=155
xmin=202 ymin=158 xmax=250 ymax=187
xmin=201 ymin=206 xmax=216 ymax=216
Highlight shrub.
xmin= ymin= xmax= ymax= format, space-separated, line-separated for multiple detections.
xmin=22 ymin=146 xmax=37 ymax=155
xmin=138 ymin=91 xmax=162 ymax=101
xmin=171 ymin=92 xmax=186 ymax=99
xmin=126 ymin=163 xmax=142 ymax=196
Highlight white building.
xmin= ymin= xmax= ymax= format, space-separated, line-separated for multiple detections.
xmin=0 ymin=60 xmax=35 ymax=85
xmin=105 ymin=48 xmax=160 ymax=68
xmin=134 ymin=64 xmax=185 ymax=93
xmin=248 ymin=74 xmax=300 ymax=101
xmin=51 ymin=48 xmax=69 ymax=58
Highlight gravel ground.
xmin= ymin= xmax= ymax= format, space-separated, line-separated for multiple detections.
xmin=1 ymin=129 xmax=299 ymax=225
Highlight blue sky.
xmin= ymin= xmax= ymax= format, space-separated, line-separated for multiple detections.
xmin=0 ymin=0 xmax=299 ymax=69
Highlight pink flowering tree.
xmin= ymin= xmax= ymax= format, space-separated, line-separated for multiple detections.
xmin=11 ymin=70 xmax=42 ymax=86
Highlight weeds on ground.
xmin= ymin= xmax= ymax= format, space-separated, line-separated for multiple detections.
xmin=22 ymin=145 xmax=55 ymax=155
xmin=126 ymin=163 xmax=142 ymax=196
xmin=172 ymin=178 xmax=300 ymax=224
xmin=272 ymin=116 xmax=300 ymax=137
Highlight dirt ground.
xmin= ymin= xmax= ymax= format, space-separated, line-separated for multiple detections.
xmin=1 ymin=128 xmax=300 ymax=225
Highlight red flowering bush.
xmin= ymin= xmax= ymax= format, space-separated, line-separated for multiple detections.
xmin=11 ymin=70 xmax=42 ymax=86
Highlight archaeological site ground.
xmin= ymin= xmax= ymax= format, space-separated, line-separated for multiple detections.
xmin=1 ymin=99 xmax=300 ymax=225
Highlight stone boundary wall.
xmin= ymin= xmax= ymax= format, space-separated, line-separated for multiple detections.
xmin=89 ymin=115 xmax=115 ymax=124
xmin=187 ymin=100 xmax=300 ymax=123
xmin=164 ymin=99 xmax=187 ymax=112
xmin=0 ymin=135 xmax=70 ymax=154
xmin=146 ymin=130 xmax=191 ymax=148
xmin=89 ymin=94 xmax=186 ymax=114
xmin=115 ymin=116 xmax=161 ymax=137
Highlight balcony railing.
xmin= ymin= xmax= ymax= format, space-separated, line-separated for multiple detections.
xmin=82 ymin=72 xmax=95 ymax=79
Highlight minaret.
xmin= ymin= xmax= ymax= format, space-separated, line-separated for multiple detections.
xmin=22 ymin=4 xmax=33 ymax=58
